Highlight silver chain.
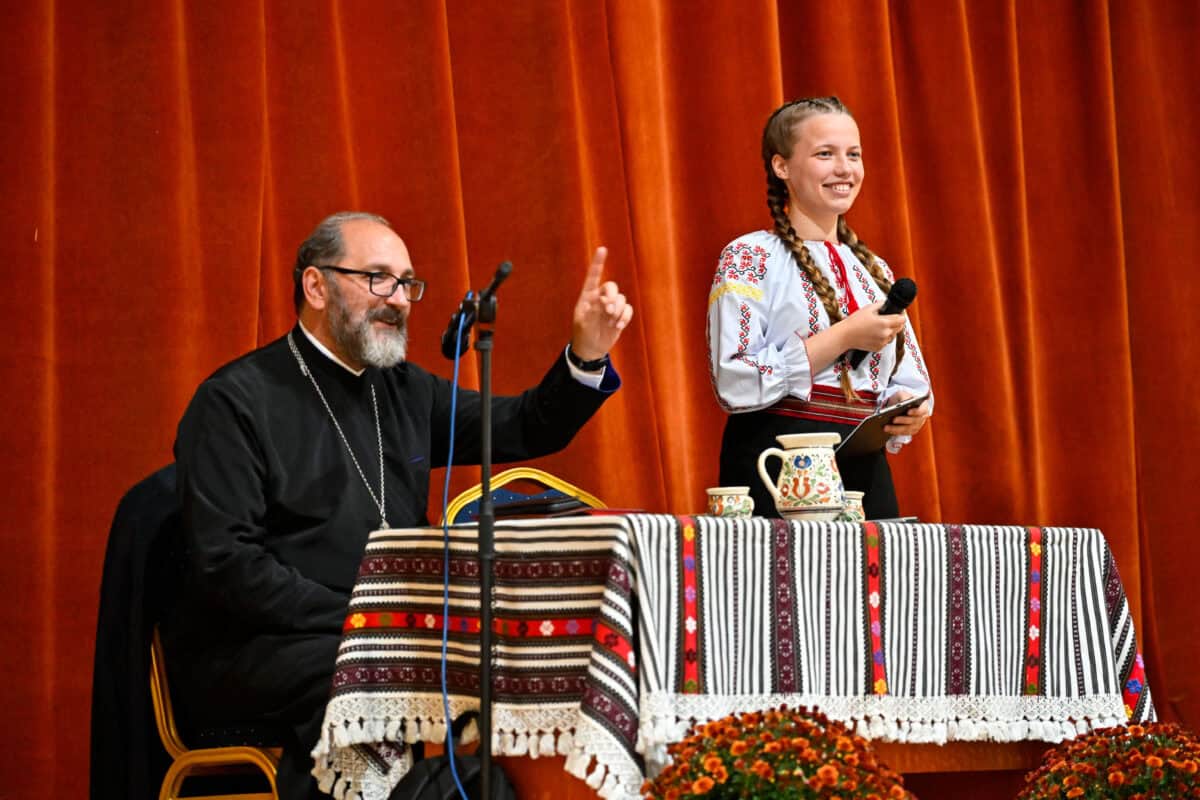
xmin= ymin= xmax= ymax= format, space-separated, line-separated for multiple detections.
xmin=287 ymin=331 xmax=388 ymax=528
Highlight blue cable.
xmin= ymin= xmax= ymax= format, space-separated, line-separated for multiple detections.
xmin=440 ymin=300 xmax=471 ymax=800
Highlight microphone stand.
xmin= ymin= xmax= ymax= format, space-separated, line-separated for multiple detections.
xmin=475 ymin=299 xmax=497 ymax=800
xmin=447 ymin=261 xmax=510 ymax=799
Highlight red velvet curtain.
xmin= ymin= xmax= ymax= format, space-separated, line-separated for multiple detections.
xmin=3 ymin=1 xmax=1197 ymax=795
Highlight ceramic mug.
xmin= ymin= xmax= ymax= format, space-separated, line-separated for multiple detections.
xmin=706 ymin=486 xmax=754 ymax=518
xmin=756 ymin=432 xmax=845 ymax=521
xmin=838 ymin=490 xmax=866 ymax=523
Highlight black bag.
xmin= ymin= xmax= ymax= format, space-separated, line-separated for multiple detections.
xmin=389 ymin=714 xmax=516 ymax=800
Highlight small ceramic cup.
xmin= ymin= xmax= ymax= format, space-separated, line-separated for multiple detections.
xmin=706 ymin=486 xmax=754 ymax=518
xmin=837 ymin=491 xmax=866 ymax=523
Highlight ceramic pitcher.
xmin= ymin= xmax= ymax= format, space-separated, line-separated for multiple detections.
xmin=756 ymin=432 xmax=845 ymax=521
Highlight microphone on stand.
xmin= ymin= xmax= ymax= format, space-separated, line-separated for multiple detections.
xmin=846 ymin=277 xmax=917 ymax=370
xmin=440 ymin=295 xmax=476 ymax=359
xmin=440 ymin=261 xmax=514 ymax=359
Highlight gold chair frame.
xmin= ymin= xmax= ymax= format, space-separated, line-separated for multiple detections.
xmin=443 ymin=467 xmax=605 ymax=524
xmin=149 ymin=627 xmax=281 ymax=800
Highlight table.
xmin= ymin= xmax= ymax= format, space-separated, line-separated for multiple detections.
xmin=311 ymin=515 xmax=1154 ymax=800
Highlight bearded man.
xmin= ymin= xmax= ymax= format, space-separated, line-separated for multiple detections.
xmin=162 ymin=211 xmax=631 ymax=799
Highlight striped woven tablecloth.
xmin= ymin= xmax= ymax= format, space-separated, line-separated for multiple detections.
xmin=311 ymin=515 xmax=1154 ymax=800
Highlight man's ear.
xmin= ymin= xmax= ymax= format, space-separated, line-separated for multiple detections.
xmin=302 ymin=266 xmax=328 ymax=310
xmin=771 ymin=153 xmax=789 ymax=181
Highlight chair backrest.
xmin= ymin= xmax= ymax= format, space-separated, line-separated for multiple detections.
xmin=443 ymin=467 xmax=605 ymax=524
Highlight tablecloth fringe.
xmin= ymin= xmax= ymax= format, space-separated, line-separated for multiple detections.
xmin=848 ymin=715 xmax=1124 ymax=743
xmin=313 ymin=696 xmax=647 ymax=800
xmin=315 ymin=713 xmax=586 ymax=759
xmin=565 ymin=714 xmax=647 ymax=800
xmin=313 ymin=731 xmax=413 ymax=800
xmin=635 ymin=690 xmax=1130 ymax=773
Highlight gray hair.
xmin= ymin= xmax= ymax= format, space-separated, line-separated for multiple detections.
xmin=292 ymin=211 xmax=392 ymax=311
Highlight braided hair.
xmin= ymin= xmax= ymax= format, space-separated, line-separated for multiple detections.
xmin=761 ymin=97 xmax=904 ymax=400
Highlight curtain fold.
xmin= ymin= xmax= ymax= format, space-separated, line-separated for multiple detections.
xmin=1111 ymin=0 xmax=1200 ymax=725
xmin=2 ymin=1 xmax=1196 ymax=795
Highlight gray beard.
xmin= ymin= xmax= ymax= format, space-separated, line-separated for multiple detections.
xmin=356 ymin=315 xmax=408 ymax=368
xmin=328 ymin=285 xmax=408 ymax=368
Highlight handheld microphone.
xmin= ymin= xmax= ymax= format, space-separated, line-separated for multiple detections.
xmin=440 ymin=261 xmax=514 ymax=359
xmin=846 ymin=277 xmax=917 ymax=370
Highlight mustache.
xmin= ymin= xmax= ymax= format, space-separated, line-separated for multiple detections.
xmin=367 ymin=308 xmax=406 ymax=326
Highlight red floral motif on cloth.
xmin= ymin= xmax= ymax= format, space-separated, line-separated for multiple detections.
xmin=847 ymin=256 xmax=887 ymax=391
xmin=863 ymin=521 xmax=888 ymax=695
xmin=849 ymin=252 xmax=932 ymax=388
xmin=793 ymin=266 xmax=821 ymax=334
xmin=732 ymin=302 xmax=773 ymax=376
xmin=1102 ymin=548 xmax=1152 ymax=719
xmin=905 ymin=333 xmax=931 ymax=385
xmin=344 ymin=610 xmax=608 ymax=639
xmin=1024 ymin=527 xmax=1044 ymax=695
xmin=867 ymin=351 xmax=882 ymax=391
xmin=716 ymin=242 xmax=770 ymax=286
xmin=679 ymin=515 xmax=702 ymax=694
xmin=851 ymin=257 xmax=882 ymax=305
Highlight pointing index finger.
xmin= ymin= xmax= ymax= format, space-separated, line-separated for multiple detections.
xmin=582 ymin=246 xmax=608 ymax=291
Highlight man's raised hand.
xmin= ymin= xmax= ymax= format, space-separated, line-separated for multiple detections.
xmin=571 ymin=247 xmax=633 ymax=361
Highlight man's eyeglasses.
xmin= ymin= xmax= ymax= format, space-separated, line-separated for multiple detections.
xmin=317 ymin=266 xmax=426 ymax=301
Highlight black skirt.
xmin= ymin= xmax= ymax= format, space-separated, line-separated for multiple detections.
xmin=719 ymin=409 xmax=899 ymax=521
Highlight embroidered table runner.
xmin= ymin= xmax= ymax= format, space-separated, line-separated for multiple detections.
xmin=312 ymin=515 xmax=1154 ymax=800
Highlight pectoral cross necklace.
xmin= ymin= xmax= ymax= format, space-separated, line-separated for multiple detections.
xmin=288 ymin=331 xmax=389 ymax=528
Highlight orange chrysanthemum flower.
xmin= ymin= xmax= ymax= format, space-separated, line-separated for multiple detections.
xmin=1018 ymin=722 xmax=1200 ymax=800
xmin=642 ymin=705 xmax=912 ymax=799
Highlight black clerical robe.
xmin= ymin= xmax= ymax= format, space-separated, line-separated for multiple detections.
xmin=162 ymin=325 xmax=617 ymax=787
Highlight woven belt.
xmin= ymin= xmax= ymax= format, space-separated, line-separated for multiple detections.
xmin=765 ymin=384 xmax=878 ymax=425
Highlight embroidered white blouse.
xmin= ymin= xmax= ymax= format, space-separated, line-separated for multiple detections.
xmin=707 ymin=230 xmax=933 ymax=449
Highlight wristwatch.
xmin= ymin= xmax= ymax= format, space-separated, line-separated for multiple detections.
xmin=566 ymin=345 xmax=609 ymax=372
